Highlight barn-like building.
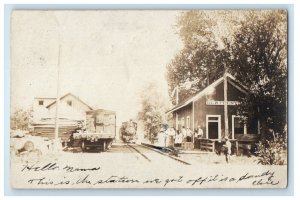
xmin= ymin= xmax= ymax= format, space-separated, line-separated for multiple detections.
xmin=31 ymin=93 xmax=93 ymax=141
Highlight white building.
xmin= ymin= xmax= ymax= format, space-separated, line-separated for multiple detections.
xmin=32 ymin=93 xmax=93 ymax=141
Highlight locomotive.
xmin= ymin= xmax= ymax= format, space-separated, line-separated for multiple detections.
xmin=120 ymin=120 xmax=137 ymax=143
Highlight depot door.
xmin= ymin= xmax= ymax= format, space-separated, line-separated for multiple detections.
xmin=206 ymin=115 xmax=221 ymax=139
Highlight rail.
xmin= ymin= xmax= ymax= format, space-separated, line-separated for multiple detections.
xmin=126 ymin=143 xmax=151 ymax=162
xmin=140 ymin=143 xmax=191 ymax=165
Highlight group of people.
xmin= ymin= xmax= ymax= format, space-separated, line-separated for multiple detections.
xmin=157 ymin=125 xmax=204 ymax=148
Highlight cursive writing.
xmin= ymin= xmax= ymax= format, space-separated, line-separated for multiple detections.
xmin=22 ymin=163 xmax=59 ymax=172
xmin=186 ymin=170 xmax=279 ymax=186
xmin=21 ymin=162 xmax=101 ymax=173
xmin=93 ymin=175 xmax=139 ymax=185
xmin=63 ymin=165 xmax=101 ymax=173
xmin=24 ymin=170 xmax=281 ymax=187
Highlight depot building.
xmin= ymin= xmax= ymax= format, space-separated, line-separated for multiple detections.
xmin=166 ymin=73 xmax=260 ymax=147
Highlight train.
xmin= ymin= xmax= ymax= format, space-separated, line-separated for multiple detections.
xmin=120 ymin=120 xmax=137 ymax=143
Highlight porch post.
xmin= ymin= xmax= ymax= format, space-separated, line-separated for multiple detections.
xmin=224 ymin=71 xmax=229 ymax=138
xmin=176 ymin=113 xmax=178 ymax=131
xmin=192 ymin=101 xmax=195 ymax=143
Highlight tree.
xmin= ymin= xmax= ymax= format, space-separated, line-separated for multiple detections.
xmin=137 ymin=82 xmax=169 ymax=143
xmin=228 ymin=11 xmax=287 ymax=138
xmin=166 ymin=11 xmax=234 ymax=104
xmin=10 ymin=107 xmax=33 ymax=131
xmin=166 ymin=10 xmax=287 ymax=137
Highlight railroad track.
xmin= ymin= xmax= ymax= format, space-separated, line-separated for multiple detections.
xmin=141 ymin=143 xmax=191 ymax=165
xmin=126 ymin=143 xmax=151 ymax=162
xmin=126 ymin=143 xmax=191 ymax=165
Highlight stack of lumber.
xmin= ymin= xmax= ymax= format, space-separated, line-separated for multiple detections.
xmin=31 ymin=118 xmax=83 ymax=141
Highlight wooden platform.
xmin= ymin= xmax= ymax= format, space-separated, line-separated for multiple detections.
xmin=182 ymin=142 xmax=194 ymax=150
xmin=199 ymin=139 xmax=215 ymax=152
xmin=199 ymin=138 xmax=239 ymax=155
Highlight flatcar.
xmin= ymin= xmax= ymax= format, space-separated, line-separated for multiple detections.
xmin=68 ymin=109 xmax=116 ymax=152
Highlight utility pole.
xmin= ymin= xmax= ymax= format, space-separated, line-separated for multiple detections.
xmin=54 ymin=45 xmax=61 ymax=140
xmin=224 ymin=69 xmax=229 ymax=138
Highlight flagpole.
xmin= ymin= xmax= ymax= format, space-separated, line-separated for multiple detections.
xmin=176 ymin=85 xmax=179 ymax=105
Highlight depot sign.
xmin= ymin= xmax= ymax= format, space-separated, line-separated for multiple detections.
xmin=206 ymin=100 xmax=240 ymax=106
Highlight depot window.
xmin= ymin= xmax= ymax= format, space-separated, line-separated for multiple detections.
xmin=67 ymin=100 xmax=72 ymax=106
xmin=38 ymin=100 xmax=44 ymax=106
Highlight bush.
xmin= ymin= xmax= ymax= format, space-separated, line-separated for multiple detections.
xmin=255 ymin=132 xmax=287 ymax=165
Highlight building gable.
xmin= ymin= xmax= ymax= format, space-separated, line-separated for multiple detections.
xmin=46 ymin=93 xmax=93 ymax=111
xmin=34 ymin=97 xmax=56 ymax=108
xmin=206 ymin=81 xmax=247 ymax=102
xmin=166 ymin=73 xmax=248 ymax=114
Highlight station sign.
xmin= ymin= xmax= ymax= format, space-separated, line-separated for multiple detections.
xmin=206 ymin=100 xmax=240 ymax=105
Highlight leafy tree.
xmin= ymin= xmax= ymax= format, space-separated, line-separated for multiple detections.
xmin=166 ymin=11 xmax=234 ymax=104
xmin=10 ymin=107 xmax=33 ymax=131
xmin=228 ymin=11 xmax=287 ymax=138
xmin=137 ymin=82 xmax=169 ymax=143
xmin=166 ymin=10 xmax=287 ymax=138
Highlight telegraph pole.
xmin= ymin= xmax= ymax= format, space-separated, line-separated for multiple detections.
xmin=54 ymin=45 xmax=61 ymax=140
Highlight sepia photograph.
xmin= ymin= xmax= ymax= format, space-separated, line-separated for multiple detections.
xmin=10 ymin=10 xmax=288 ymax=189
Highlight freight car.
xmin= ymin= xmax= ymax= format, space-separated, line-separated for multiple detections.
xmin=68 ymin=109 xmax=116 ymax=152
xmin=120 ymin=120 xmax=137 ymax=143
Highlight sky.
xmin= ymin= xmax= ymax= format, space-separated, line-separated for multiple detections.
xmin=11 ymin=11 xmax=183 ymax=124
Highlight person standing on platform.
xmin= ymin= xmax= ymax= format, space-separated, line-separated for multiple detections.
xmin=175 ymin=130 xmax=183 ymax=148
xmin=181 ymin=126 xmax=187 ymax=143
xmin=186 ymin=128 xmax=193 ymax=142
xmin=167 ymin=127 xmax=176 ymax=148
xmin=224 ymin=136 xmax=232 ymax=163
xmin=194 ymin=125 xmax=203 ymax=149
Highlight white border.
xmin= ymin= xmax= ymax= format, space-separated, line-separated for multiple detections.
xmin=1 ymin=0 xmax=298 ymax=199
